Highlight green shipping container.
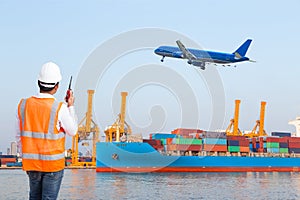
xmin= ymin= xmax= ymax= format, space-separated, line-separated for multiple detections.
xmin=176 ymin=138 xmax=202 ymax=145
xmin=267 ymin=142 xmax=279 ymax=148
xmin=160 ymin=139 xmax=167 ymax=145
xmin=228 ymin=146 xmax=240 ymax=152
xmin=279 ymin=148 xmax=289 ymax=153
xmin=192 ymin=139 xmax=202 ymax=145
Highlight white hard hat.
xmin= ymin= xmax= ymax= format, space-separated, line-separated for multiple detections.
xmin=38 ymin=62 xmax=62 ymax=83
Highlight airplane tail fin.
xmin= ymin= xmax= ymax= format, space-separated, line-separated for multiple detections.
xmin=233 ymin=39 xmax=252 ymax=57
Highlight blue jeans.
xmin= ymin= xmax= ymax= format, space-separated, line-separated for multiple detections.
xmin=27 ymin=170 xmax=64 ymax=200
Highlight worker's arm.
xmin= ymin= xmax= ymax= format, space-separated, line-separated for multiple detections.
xmin=15 ymin=110 xmax=22 ymax=156
xmin=58 ymin=91 xmax=78 ymax=136
xmin=58 ymin=105 xmax=78 ymax=136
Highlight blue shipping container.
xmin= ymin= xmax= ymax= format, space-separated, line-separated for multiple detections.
xmin=279 ymin=143 xmax=288 ymax=148
xmin=151 ymin=133 xmax=177 ymax=140
xmin=256 ymin=143 xmax=260 ymax=149
xmin=203 ymin=138 xmax=227 ymax=145
xmin=267 ymin=148 xmax=279 ymax=153
xmin=289 ymin=148 xmax=300 ymax=153
xmin=227 ymin=140 xmax=239 ymax=146
xmin=271 ymin=132 xmax=291 ymax=137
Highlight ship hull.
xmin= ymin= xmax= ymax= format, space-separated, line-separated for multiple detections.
xmin=96 ymin=142 xmax=300 ymax=173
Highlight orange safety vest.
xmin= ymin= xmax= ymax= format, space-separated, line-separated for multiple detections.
xmin=18 ymin=97 xmax=66 ymax=172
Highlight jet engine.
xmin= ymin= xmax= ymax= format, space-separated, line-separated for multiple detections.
xmin=172 ymin=51 xmax=183 ymax=58
xmin=187 ymin=60 xmax=206 ymax=70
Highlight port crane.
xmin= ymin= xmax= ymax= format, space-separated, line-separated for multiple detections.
xmin=105 ymin=92 xmax=132 ymax=142
xmin=244 ymin=101 xmax=267 ymax=138
xmin=71 ymin=90 xmax=100 ymax=166
xmin=226 ymin=100 xmax=243 ymax=136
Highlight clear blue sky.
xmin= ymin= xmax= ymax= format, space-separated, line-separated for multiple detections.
xmin=1 ymin=0 xmax=300 ymax=153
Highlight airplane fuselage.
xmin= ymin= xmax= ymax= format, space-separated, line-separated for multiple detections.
xmin=154 ymin=46 xmax=249 ymax=64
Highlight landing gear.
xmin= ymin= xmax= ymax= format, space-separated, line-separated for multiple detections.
xmin=161 ymin=56 xmax=165 ymax=62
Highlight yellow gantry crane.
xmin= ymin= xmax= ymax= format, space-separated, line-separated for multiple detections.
xmin=244 ymin=101 xmax=267 ymax=138
xmin=71 ymin=90 xmax=100 ymax=166
xmin=104 ymin=92 xmax=132 ymax=142
xmin=226 ymin=100 xmax=243 ymax=136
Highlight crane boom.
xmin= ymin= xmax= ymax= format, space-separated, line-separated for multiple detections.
xmin=233 ymin=99 xmax=241 ymax=136
xmin=258 ymin=101 xmax=266 ymax=136
xmin=226 ymin=99 xmax=242 ymax=136
xmin=120 ymin=92 xmax=128 ymax=133
xmin=105 ymin=91 xmax=131 ymax=142
xmin=86 ymin=90 xmax=94 ymax=133
xmin=244 ymin=101 xmax=267 ymax=138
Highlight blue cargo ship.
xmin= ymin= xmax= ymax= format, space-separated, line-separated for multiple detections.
xmin=96 ymin=97 xmax=300 ymax=173
xmin=96 ymin=141 xmax=300 ymax=173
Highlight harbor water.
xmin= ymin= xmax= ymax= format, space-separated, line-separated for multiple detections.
xmin=1 ymin=169 xmax=300 ymax=199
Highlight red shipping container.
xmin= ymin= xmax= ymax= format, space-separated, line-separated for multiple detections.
xmin=171 ymin=128 xmax=203 ymax=135
xmin=203 ymin=144 xmax=227 ymax=152
xmin=266 ymin=137 xmax=280 ymax=142
xmin=166 ymin=144 xmax=177 ymax=151
xmin=186 ymin=145 xmax=202 ymax=151
xmin=257 ymin=148 xmax=265 ymax=153
xmin=259 ymin=138 xmax=264 ymax=148
xmin=240 ymin=146 xmax=250 ymax=152
xmin=252 ymin=137 xmax=256 ymax=147
xmin=288 ymin=142 xmax=300 ymax=148
xmin=182 ymin=135 xmax=194 ymax=139
xmin=288 ymin=137 xmax=300 ymax=142
xmin=239 ymin=140 xmax=250 ymax=147
xmin=177 ymin=144 xmax=202 ymax=151
xmin=144 ymin=139 xmax=162 ymax=145
xmin=227 ymin=136 xmax=246 ymax=140
xmin=153 ymin=145 xmax=164 ymax=151
xmin=166 ymin=144 xmax=202 ymax=151
xmin=0 ymin=158 xmax=17 ymax=165
xmin=166 ymin=138 xmax=173 ymax=145
xmin=176 ymin=144 xmax=190 ymax=151
xmin=278 ymin=137 xmax=289 ymax=143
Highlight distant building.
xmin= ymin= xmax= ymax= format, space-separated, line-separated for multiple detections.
xmin=11 ymin=142 xmax=17 ymax=155
xmin=7 ymin=148 xmax=10 ymax=155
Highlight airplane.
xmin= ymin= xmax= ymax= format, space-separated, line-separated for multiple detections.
xmin=154 ymin=39 xmax=254 ymax=70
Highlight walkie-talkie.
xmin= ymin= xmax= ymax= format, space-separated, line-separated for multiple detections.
xmin=65 ymin=76 xmax=72 ymax=103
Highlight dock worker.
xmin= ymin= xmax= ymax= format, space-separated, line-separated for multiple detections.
xmin=16 ymin=62 xmax=78 ymax=200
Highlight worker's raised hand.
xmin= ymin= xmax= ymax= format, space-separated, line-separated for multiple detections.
xmin=67 ymin=90 xmax=75 ymax=107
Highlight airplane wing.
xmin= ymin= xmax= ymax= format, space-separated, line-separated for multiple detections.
xmin=176 ymin=40 xmax=197 ymax=61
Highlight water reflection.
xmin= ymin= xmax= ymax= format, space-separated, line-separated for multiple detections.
xmin=61 ymin=169 xmax=97 ymax=199
xmin=2 ymin=170 xmax=300 ymax=200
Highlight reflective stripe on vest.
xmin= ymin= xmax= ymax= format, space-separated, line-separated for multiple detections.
xmin=21 ymin=131 xmax=65 ymax=140
xmin=22 ymin=152 xmax=65 ymax=161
